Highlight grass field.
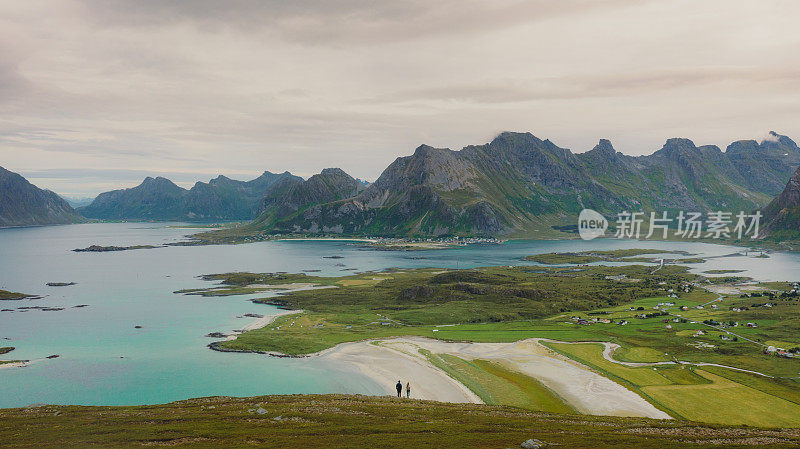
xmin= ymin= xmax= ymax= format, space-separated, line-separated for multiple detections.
xmin=2 ymin=394 xmax=799 ymax=448
xmin=420 ymin=350 xmax=575 ymax=414
xmin=545 ymin=342 xmax=800 ymax=427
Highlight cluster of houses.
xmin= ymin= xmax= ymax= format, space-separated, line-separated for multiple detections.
xmin=764 ymin=346 xmax=797 ymax=358
xmin=570 ymin=316 xmax=611 ymax=325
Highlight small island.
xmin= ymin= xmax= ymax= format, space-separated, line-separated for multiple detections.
xmin=0 ymin=289 xmax=41 ymax=300
xmin=46 ymin=282 xmax=77 ymax=287
xmin=73 ymin=244 xmax=163 ymax=253
xmin=525 ymin=249 xmax=697 ymax=265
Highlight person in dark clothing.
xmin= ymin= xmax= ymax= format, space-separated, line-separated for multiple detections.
xmin=395 ymin=380 xmax=402 ymax=398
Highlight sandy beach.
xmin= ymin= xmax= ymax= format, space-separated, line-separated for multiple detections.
xmin=316 ymin=336 xmax=671 ymax=419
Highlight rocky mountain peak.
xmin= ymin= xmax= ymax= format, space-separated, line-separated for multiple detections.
xmin=590 ymin=139 xmax=616 ymax=157
xmin=319 ymin=167 xmax=349 ymax=177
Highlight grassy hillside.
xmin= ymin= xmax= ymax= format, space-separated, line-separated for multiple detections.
xmin=2 ymin=394 xmax=799 ymax=448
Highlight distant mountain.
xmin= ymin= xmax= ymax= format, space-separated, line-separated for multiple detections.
xmin=253 ymin=168 xmax=365 ymax=231
xmin=246 ymin=131 xmax=796 ymax=238
xmin=0 ymin=166 xmax=85 ymax=227
xmin=761 ymin=165 xmax=800 ymax=238
xmin=61 ymin=195 xmax=96 ymax=209
xmin=79 ymin=171 xmax=301 ymax=221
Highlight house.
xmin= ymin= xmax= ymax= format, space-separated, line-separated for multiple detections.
xmin=665 ymin=324 xmax=672 ymax=329
xmin=746 ymin=322 xmax=758 ymax=328
xmin=577 ymin=319 xmax=590 ymax=326
xmin=618 ymin=320 xmax=628 ymax=326
xmin=681 ymin=306 xmax=689 ymax=311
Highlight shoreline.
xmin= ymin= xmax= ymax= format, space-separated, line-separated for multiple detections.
xmin=235 ymin=335 xmax=672 ymax=419
xmin=210 ymin=308 xmax=303 ymax=347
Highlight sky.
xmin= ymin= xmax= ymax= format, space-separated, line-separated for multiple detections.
xmin=2 ymin=0 xmax=800 ymax=197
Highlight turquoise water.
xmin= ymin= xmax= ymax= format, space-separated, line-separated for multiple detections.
xmin=1 ymin=223 xmax=798 ymax=408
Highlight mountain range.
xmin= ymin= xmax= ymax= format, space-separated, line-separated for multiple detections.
xmin=79 ymin=171 xmax=301 ymax=221
xmin=2 ymin=131 xmax=799 ymax=239
xmin=0 ymin=166 xmax=85 ymax=227
xmin=251 ymin=131 xmax=799 ymax=237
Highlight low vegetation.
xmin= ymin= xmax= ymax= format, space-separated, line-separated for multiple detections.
xmin=188 ymin=265 xmax=697 ymax=354
xmin=2 ymin=394 xmax=799 ymax=448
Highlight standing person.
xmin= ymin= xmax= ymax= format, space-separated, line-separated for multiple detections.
xmin=395 ymin=380 xmax=402 ymax=398
xmin=406 ymin=381 xmax=411 ymax=398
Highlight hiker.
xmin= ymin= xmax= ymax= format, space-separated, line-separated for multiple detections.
xmin=406 ymin=381 xmax=411 ymax=398
xmin=395 ymin=380 xmax=402 ymax=398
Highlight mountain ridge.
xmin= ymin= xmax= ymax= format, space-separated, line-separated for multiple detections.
xmin=0 ymin=166 xmax=85 ymax=227
xmin=79 ymin=171 xmax=302 ymax=221
xmin=248 ymin=131 xmax=793 ymax=237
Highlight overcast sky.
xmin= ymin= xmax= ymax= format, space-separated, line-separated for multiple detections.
xmin=2 ymin=0 xmax=800 ymax=196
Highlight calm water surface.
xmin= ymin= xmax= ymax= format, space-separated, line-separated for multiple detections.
xmin=1 ymin=223 xmax=798 ymax=408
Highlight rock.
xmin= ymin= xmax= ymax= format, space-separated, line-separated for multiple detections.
xmin=256 ymin=407 xmax=268 ymax=415
xmin=205 ymin=332 xmax=227 ymax=338
xmin=134 ymin=325 xmax=143 ymax=329
xmin=521 ymin=439 xmax=544 ymax=449
xmin=46 ymin=282 xmax=76 ymax=287
xmin=46 ymin=354 xmax=60 ymax=359
xmin=243 ymin=313 xmax=264 ymax=318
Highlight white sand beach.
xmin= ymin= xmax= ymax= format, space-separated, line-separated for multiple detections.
xmin=316 ymin=336 xmax=671 ymax=419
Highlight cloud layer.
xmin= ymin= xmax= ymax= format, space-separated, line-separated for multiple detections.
xmin=2 ymin=0 xmax=800 ymax=195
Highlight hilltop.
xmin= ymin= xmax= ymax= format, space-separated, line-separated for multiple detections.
xmin=2 ymin=394 xmax=798 ymax=448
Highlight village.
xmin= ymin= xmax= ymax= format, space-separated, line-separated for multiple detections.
xmin=564 ymin=280 xmax=800 ymax=361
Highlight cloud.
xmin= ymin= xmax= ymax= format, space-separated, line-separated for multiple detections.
xmin=79 ymin=0 xmax=643 ymax=45
xmin=1 ymin=0 xmax=800 ymax=197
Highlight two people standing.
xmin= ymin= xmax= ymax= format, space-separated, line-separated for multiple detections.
xmin=395 ymin=380 xmax=411 ymax=398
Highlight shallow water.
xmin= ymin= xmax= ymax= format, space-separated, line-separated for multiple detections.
xmin=0 ymin=223 xmax=797 ymax=408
